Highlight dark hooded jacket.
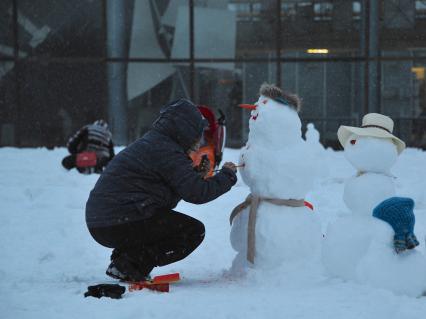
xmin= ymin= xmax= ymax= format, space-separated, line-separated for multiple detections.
xmin=86 ymin=99 xmax=237 ymax=228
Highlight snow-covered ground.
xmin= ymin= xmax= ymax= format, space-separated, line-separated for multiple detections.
xmin=1 ymin=146 xmax=426 ymax=319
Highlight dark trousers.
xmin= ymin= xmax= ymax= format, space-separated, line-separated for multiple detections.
xmin=88 ymin=210 xmax=205 ymax=269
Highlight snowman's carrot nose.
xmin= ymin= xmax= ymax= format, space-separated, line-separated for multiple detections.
xmin=238 ymin=104 xmax=256 ymax=110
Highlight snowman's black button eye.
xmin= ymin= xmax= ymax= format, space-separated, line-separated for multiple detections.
xmin=350 ymin=139 xmax=356 ymax=145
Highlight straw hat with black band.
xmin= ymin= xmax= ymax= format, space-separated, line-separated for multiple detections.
xmin=337 ymin=113 xmax=406 ymax=154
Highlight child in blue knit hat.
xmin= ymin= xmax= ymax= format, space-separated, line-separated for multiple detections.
xmin=373 ymin=197 xmax=419 ymax=253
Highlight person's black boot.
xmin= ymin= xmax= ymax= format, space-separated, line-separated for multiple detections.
xmin=106 ymin=252 xmax=154 ymax=282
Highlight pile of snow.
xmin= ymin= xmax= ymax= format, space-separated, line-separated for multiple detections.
xmin=305 ymin=123 xmax=330 ymax=182
xmin=1 ymin=146 xmax=426 ymax=318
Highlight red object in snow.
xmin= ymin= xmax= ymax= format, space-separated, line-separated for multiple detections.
xmin=304 ymin=201 xmax=314 ymax=211
xmin=128 ymin=273 xmax=181 ymax=293
xmin=76 ymin=151 xmax=97 ymax=168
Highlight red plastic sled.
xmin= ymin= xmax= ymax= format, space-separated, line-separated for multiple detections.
xmin=128 ymin=273 xmax=181 ymax=293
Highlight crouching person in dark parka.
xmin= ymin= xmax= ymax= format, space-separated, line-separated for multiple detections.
xmin=85 ymin=99 xmax=237 ymax=281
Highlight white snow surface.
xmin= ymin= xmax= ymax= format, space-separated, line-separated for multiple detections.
xmin=2 ymin=146 xmax=426 ymax=318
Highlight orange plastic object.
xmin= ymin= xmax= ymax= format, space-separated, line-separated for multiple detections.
xmin=238 ymin=104 xmax=257 ymax=110
xmin=150 ymin=273 xmax=180 ymax=284
xmin=128 ymin=273 xmax=181 ymax=293
xmin=190 ymin=145 xmax=215 ymax=177
xmin=76 ymin=151 xmax=97 ymax=168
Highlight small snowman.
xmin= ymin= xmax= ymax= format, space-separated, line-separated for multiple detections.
xmin=305 ymin=123 xmax=329 ymax=180
xmin=305 ymin=123 xmax=324 ymax=151
xmin=322 ymin=113 xmax=426 ymax=297
xmin=229 ymin=83 xmax=322 ymax=272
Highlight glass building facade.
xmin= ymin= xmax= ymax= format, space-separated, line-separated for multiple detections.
xmin=1 ymin=0 xmax=425 ymax=148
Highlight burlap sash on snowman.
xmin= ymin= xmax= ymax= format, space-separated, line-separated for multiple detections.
xmin=229 ymin=194 xmax=305 ymax=264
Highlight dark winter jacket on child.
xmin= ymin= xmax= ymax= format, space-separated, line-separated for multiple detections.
xmin=86 ymin=99 xmax=237 ymax=228
xmin=67 ymin=121 xmax=115 ymax=160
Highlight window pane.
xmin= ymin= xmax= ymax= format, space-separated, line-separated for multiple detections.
xmin=281 ymin=0 xmax=362 ymax=58
xmin=194 ymin=61 xmax=276 ymax=147
xmin=17 ymin=0 xmax=104 ymax=58
xmin=189 ymin=1 xmax=239 ymax=60
xmin=411 ymin=59 xmax=426 ymax=148
xmin=127 ymin=62 xmax=189 ymax=140
xmin=381 ymin=53 xmax=426 ymax=148
xmin=381 ymin=1 xmax=426 ymax=51
xmin=233 ymin=0 xmax=278 ymax=59
xmin=16 ymin=61 xmax=106 ymax=147
xmin=194 ymin=63 xmax=242 ymax=147
xmin=281 ymin=0 xmax=363 ymax=58
xmin=0 ymin=0 xmax=14 ymax=57
xmin=178 ymin=1 xmax=280 ymax=60
xmin=282 ymin=58 xmax=361 ymax=147
xmin=379 ymin=1 xmax=426 ymax=147
xmin=0 ymin=62 xmax=17 ymax=145
xmin=128 ymin=0 xmax=184 ymax=59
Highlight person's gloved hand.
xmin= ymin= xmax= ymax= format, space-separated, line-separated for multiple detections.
xmin=222 ymin=162 xmax=237 ymax=173
xmin=373 ymin=197 xmax=419 ymax=254
xmin=195 ymin=155 xmax=211 ymax=178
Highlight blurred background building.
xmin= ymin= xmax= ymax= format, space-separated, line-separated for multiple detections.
xmin=0 ymin=0 xmax=425 ymax=148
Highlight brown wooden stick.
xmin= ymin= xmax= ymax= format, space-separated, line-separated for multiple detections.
xmin=213 ymin=164 xmax=244 ymax=173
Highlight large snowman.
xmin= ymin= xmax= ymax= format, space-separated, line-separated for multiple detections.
xmin=322 ymin=113 xmax=426 ymax=297
xmin=229 ymin=83 xmax=322 ymax=272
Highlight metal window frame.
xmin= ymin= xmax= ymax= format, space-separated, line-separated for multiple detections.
xmin=1 ymin=0 xmax=426 ymax=146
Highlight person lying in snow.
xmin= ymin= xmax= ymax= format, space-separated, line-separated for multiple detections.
xmin=85 ymin=99 xmax=237 ymax=282
xmin=62 ymin=119 xmax=115 ymax=174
